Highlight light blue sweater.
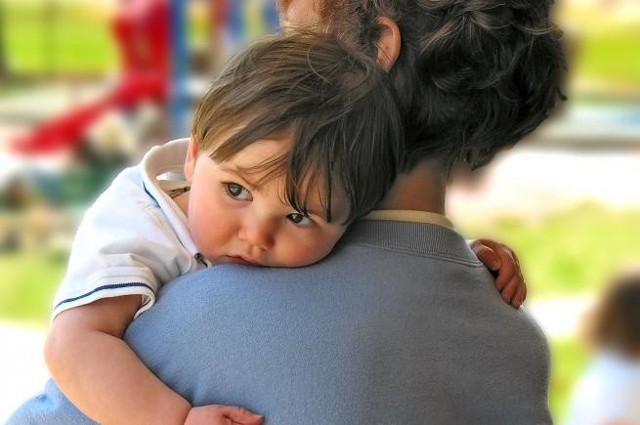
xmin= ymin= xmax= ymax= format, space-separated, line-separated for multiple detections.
xmin=7 ymin=219 xmax=552 ymax=424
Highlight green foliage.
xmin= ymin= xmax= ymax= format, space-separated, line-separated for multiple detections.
xmin=549 ymin=337 xmax=590 ymax=423
xmin=1 ymin=1 xmax=213 ymax=77
xmin=0 ymin=251 xmax=65 ymax=325
xmin=3 ymin=1 xmax=117 ymax=75
xmin=573 ymin=23 xmax=640 ymax=86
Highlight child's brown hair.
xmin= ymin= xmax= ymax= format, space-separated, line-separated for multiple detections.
xmin=192 ymin=31 xmax=403 ymax=224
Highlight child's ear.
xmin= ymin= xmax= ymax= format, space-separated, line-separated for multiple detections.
xmin=184 ymin=137 xmax=200 ymax=182
xmin=376 ymin=16 xmax=401 ymax=72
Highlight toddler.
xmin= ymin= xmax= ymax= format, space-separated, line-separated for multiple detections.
xmin=43 ymin=31 xmax=525 ymax=425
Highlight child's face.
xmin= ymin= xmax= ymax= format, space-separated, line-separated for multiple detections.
xmin=182 ymin=136 xmax=348 ymax=268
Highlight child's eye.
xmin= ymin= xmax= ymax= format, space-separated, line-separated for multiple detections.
xmin=225 ymin=183 xmax=252 ymax=201
xmin=287 ymin=212 xmax=312 ymax=226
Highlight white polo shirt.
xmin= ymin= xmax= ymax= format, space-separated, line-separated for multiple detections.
xmin=52 ymin=138 xmax=208 ymax=320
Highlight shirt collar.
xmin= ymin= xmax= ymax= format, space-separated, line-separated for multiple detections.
xmin=364 ymin=210 xmax=454 ymax=229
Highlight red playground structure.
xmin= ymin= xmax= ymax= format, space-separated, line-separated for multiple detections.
xmin=9 ymin=0 xmax=276 ymax=157
xmin=10 ymin=0 xmax=172 ymax=155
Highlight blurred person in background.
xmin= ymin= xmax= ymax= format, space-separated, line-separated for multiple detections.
xmin=565 ymin=265 xmax=640 ymax=425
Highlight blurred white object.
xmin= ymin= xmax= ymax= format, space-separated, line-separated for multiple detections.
xmin=86 ymin=101 xmax=163 ymax=161
xmin=533 ymin=104 xmax=640 ymax=148
xmin=526 ymin=296 xmax=594 ymax=339
xmin=564 ymin=351 xmax=640 ymax=425
xmin=0 ymin=323 xmax=47 ymax=424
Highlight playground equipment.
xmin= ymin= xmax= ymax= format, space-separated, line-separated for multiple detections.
xmin=9 ymin=0 xmax=278 ymax=157
xmin=10 ymin=0 xmax=170 ymax=155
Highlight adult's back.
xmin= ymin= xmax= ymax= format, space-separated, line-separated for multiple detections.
xmin=127 ymin=218 xmax=552 ymax=424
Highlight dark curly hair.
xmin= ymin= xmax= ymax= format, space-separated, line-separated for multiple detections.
xmin=280 ymin=0 xmax=566 ymax=172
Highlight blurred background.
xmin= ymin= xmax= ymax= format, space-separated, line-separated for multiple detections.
xmin=0 ymin=0 xmax=639 ymax=422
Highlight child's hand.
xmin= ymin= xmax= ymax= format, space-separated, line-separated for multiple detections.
xmin=184 ymin=404 xmax=264 ymax=425
xmin=470 ymin=238 xmax=526 ymax=309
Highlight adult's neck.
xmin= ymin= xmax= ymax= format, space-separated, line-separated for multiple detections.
xmin=378 ymin=160 xmax=447 ymax=215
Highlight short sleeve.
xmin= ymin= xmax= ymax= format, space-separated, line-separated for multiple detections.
xmin=51 ymin=166 xmax=196 ymax=320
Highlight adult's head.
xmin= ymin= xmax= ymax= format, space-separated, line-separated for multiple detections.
xmin=278 ymin=0 xmax=566 ymax=173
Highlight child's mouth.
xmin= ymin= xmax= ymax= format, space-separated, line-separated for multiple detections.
xmin=225 ymin=255 xmax=260 ymax=266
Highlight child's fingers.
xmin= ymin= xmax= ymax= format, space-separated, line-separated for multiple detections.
xmin=493 ymin=245 xmax=522 ymax=292
xmin=186 ymin=405 xmax=263 ymax=425
xmin=495 ymin=266 xmax=514 ymax=292
xmin=221 ymin=406 xmax=264 ymax=425
xmin=471 ymin=240 xmax=502 ymax=272
xmin=500 ymin=276 xmax=519 ymax=305
xmin=512 ymin=282 xmax=527 ymax=309
xmin=471 ymin=238 xmax=528 ymax=307
xmin=493 ymin=251 xmax=518 ymax=292
xmin=501 ymin=271 xmax=528 ymax=308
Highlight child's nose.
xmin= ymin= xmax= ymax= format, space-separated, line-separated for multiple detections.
xmin=238 ymin=217 xmax=276 ymax=251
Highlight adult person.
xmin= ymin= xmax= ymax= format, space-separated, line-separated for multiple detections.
xmin=7 ymin=0 xmax=565 ymax=424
